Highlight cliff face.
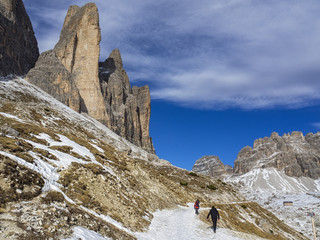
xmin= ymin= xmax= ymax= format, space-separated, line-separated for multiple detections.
xmin=234 ymin=131 xmax=320 ymax=179
xmin=26 ymin=3 xmax=155 ymax=153
xmin=26 ymin=50 xmax=81 ymax=112
xmin=99 ymin=49 xmax=155 ymax=153
xmin=0 ymin=0 xmax=39 ymax=76
xmin=192 ymin=155 xmax=232 ymax=178
xmin=54 ymin=3 xmax=107 ymax=122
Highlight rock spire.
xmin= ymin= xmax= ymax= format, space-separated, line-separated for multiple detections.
xmin=99 ymin=49 xmax=154 ymax=153
xmin=26 ymin=3 xmax=155 ymax=153
xmin=54 ymin=3 xmax=107 ymax=122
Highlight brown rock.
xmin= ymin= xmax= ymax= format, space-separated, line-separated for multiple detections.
xmin=26 ymin=50 xmax=81 ymax=112
xmin=26 ymin=3 xmax=155 ymax=154
xmin=0 ymin=0 xmax=39 ymax=76
xmin=54 ymin=3 xmax=107 ymax=122
xmin=192 ymin=155 xmax=228 ymax=178
xmin=99 ymin=49 xmax=155 ymax=153
xmin=234 ymin=131 xmax=320 ymax=179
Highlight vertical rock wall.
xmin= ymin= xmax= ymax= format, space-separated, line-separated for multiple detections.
xmin=26 ymin=3 xmax=155 ymax=154
xmin=54 ymin=3 xmax=108 ymax=123
xmin=99 ymin=49 xmax=155 ymax=153
xmin=0 ymin=0 xmax=39 ymax=76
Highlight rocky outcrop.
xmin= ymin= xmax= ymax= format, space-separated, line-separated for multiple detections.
xmin=192 ymin=155 xmax=232 ymax=178
xmin=26 ymin=3 xmax=155 ymax=153
xmin=0 ymin=0 xmax=39 ymax=76
xmin=26 ymin=50 xmax=81 ymax=112
xmin=99 ymin=49 xmax=154 ymax=153
xmin=53 ymin=3 xmax=107 ymax=122
xmin=234 ymin=131 xmax=320 ymax=179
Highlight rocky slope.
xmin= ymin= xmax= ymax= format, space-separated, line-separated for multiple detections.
xmin=0 ymin=77 xmax=308 ymax=240
xmin=234 ymin=131 xmax=320 ymax=179
xmin=192 ymin=155 xmax=232 ymax=178
xmin=225 ymin=168 xmax=320 ymax=239
xmin=26 ymin=3 xmax=154 ymax=153
xmin=192 ymin=132 xmax=320 ymax=239
xmin=0 ymin=0 xmax=39 ymax=76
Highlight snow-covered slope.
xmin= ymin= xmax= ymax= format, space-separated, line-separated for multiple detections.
xmin=226 ymin=168 xmax=320 ymax=193
xmin=0 ymin=77 xmax=160 ymax=163
xmin=0 ymin=77 xmax=310 ymax=240
xmin=225 ymin=168 xmax=320 ymax=239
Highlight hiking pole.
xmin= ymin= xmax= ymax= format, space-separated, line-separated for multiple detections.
xmin=307 ymin=212 xmax=316 ymax=240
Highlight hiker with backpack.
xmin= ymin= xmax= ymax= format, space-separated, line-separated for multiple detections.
xmin=207 ymin=206 xmax=220 ymax=233
xmin=194 ymin=199 xmax=200 ymax=215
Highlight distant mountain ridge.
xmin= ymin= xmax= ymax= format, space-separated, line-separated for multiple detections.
xmin=234 ymin=131 xmax=320 ymax=179
xmin=193 ymin=131 xmax=320 ymax=180
xmin=192 ymin=155 xmax=232 ymax=177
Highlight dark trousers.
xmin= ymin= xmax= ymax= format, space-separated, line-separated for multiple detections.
xmin=212 ymin=218 xmax=217 ymax=233
xmin=195 ymin=208 xmax=199 ymax=214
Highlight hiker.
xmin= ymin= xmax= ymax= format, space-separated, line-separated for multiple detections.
xmin=194 ymin=199 xmax=200 ymax=215
xmin=207 ymin=206 xmax=220 ymax=233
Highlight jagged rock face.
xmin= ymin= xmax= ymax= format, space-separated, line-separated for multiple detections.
xmin=26 ymin=50 xmax=81 ymax=112
xmin=26 ymin=3 xmax=155 ymax=153
xmin=54 ymin=3 xmax=107 ymax=122
xmin=234 ymin=131 xmax=320 ymax=179
xmin=192 ymin=155 xmax=230 ymax=177
xmin=99 ymin=49 xmax=155 ymax=153
xmin=0 ymin=0 xmax=39 ymax=76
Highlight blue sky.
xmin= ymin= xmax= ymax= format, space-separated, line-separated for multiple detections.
xmin=24 ymin=0 xmax=320 ymax=170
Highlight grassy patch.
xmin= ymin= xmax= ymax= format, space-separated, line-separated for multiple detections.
xmin=0 ymin=156 xmax=44 ymax=205
xmin=49 ymin=145 xmax=73 ymax=154
xmin=180 ymin=182 xmax=188 ymax=186
xmin=42 ymin=191 xmax=65 ymax=204
xmin=83 ymin=163 xmax=105 ymax=175
xmin=188 ymin=172 xmax=199 ymax=177
xmin=207 ymin=185 xmax=217 ymax=190
xmin=33 ymin=148 xmax=58 ymax=160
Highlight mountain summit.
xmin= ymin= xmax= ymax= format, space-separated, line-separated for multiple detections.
xmin=192 ymin=155 xmax=232 ymax=178
xmin=234 ymin=131 xmax=320 ymax=179
xmin=26 ymin=3 xmax=154 ymax=153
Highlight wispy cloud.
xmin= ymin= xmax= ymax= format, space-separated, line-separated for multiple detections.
xmin=24 ymin=0 xmax=320 ymax=109
xmin=312 ymin=123 xmax=320 ymax=130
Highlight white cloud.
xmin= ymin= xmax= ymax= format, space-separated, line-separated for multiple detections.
xmin=24 ymin=0 xmax=320 ymax=109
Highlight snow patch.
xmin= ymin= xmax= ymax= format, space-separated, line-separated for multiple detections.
xmin=135 ymin=203 xmax=261 ymax=240
xmin=90 ymin=142 xmax=104 ymax=153
xmin=63 ymin=226 xmax=111 ymax=240
xmin=226 ymin=168 xmax=319 ymax=193
xmin=79 ymin=206 xmax=134 ymax=236
xmin=0 ymin=112 xmax=25 ymax=122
